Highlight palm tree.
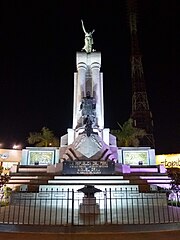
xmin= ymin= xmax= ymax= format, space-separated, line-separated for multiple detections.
xmin=27 ymin=127 xmax=59 ymax=147
xmin=111 ymin=118 xmax=146 ymax=147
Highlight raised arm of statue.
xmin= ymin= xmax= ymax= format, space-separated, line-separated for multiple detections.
xmin=81 ymin=19 xmax=87 ymax=34
xmin=91 ymin=29 xmax=95 ymax=34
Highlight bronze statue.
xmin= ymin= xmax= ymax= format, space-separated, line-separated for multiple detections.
xmin=81 ymin=20 xmax=95 ymax=53
xmin=80 ymin=91 xmax=96 ymax=128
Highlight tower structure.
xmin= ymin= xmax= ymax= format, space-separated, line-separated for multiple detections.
xmin=127 ymin=0 xmax=155 ymax=148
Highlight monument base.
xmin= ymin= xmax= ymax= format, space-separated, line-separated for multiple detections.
xmin=79 ymin=197 xmax=100 ymax=214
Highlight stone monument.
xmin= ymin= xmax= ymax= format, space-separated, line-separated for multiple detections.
xmin=60 ymin=20 xmax=118 ymax=175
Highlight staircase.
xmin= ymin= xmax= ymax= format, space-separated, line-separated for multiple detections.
xmin=7 ymin=164 xmax=171 ymax=193
xmin=7 ymin=165 xmax=57 ymax=192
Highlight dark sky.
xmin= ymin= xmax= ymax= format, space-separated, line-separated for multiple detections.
xmin=0 ymin=0 xmax=179 ymax=154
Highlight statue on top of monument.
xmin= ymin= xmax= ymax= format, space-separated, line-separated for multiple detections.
xmin=81 ymin=19 xmax=95 ymax=53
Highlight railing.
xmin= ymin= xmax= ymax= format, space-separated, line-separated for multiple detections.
xmin=0 ymin=188 xmax=180 ymax=225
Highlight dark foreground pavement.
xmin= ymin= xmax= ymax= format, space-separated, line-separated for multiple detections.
xmin=0 ymin=223 xmax=180 ymax=240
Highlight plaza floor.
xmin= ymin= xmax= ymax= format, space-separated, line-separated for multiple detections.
xmin=0 ymin=223 xmax=180 ymax=240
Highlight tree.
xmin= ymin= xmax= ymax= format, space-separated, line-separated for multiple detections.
xmin=27 ymin=127 xmax=60 ymax=147
xmin=167 ymin=168 xmax=180 ymax=201
xmin=0 ymin=166 xmax=10 ymax=189
xmin=0 ymin=166 xmax=11 ymax=203
xmin=111 ymin=118 xmax=146 ymax=147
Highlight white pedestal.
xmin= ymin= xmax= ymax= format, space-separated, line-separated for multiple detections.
xmin=79 ymin=197 xmax=100 ymax=214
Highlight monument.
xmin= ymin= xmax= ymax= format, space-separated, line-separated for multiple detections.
xmin=5 ymin=21 xmax=170 ymax=226
xmin=20 ymin=20 xmax=156 ymax=172
xmin=60 ymin=20 xmax=118 ymax=175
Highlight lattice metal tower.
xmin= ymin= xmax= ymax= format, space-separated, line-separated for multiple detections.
xmin=127 ymin=0 xmax=155 ymax=148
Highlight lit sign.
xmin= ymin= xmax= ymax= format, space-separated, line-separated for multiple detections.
xmin=156 ymin=154 xmax=180 ymax=168
xmin=0 ymin=152 xmax=9 ymax=159
xmin=0 ymin=149 xmax=21 ymax=162
xmin=123 ymin=151 xmax=149 ymax=165
xmin=28 ymin=151 xmax=54 ymax=165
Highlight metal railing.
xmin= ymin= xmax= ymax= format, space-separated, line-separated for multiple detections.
xmin=0 ymin=188 xmax=180 ymax=225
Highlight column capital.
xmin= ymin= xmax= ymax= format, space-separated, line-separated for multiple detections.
xmin=77 ymin=62 xmax=87 ymax=70
xmin=76 ymin=52 xmax=101 ymax=68
xmin=90 ymin=62 xmax=101 ymax=70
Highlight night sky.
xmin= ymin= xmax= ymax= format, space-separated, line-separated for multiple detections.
xmin=0 ymin=0 xmax=179 ymax=154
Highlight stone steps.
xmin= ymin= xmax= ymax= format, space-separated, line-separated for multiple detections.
xmin=7 ymin=164 xmax=171 ymax=193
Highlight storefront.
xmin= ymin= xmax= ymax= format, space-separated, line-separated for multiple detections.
xmin=0 ymin=149 xmax=22 ymax=173
xmin=156 ymin=154 xmax=180 ymax=168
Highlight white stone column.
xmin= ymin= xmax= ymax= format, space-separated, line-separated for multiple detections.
xmin=73 ymin=72 xmax=78 ymax=129
xmin=73 ymin=57 xmax=87 ymax=129
xmin=102 ymin=128 xmax=110 ymax=145
xmin=90 ymin=55 xmax=104 ymax=129
xmin=73 ymin=52 xmax=104 ymax=133
xmin=67 ymin=128 xmax=75 ymax=145
xmin=77 ymin=62 xmax=87 ymax=97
